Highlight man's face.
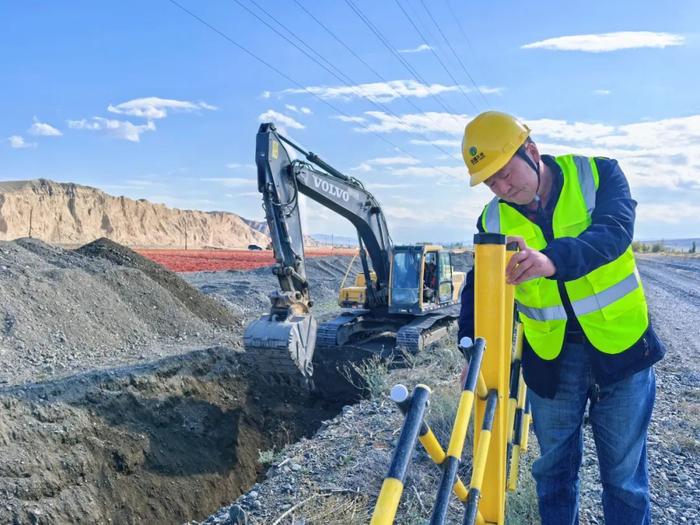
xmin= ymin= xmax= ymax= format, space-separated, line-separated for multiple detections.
xmin=483 ymin=144 xmax=539 ymax=205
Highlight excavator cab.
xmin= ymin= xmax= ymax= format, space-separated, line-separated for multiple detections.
xmin=388 ymin=245 xmax=465 ymax=315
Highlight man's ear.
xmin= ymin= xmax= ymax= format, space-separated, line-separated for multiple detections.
xmin=526 ymin=141 xmax=541 ymax=164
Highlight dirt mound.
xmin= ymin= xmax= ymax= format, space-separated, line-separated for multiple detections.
xmin=77 ymin=237 xmax=239 ymax=328
xmin=0 ymin=238 xmax=237 ymax=386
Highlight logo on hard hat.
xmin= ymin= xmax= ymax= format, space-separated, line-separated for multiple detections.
xmin=469 ymin=146 xmax=486 ymax=166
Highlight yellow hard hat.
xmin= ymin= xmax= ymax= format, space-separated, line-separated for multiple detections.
xmin=462 ymin=111 xmax=531 ymax=187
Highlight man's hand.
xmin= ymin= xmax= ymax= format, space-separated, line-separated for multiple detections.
xmin=506 ymin=236 xmax=556 ymax=285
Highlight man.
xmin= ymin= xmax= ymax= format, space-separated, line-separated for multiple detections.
xmin=457 ymin=111 xmax=665 ymax=524
xmin=423 ymin=258 xmax=437 ymax=302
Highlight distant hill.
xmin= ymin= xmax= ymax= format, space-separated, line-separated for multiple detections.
xmin=0 ymin=179 xmax=269 ymax=249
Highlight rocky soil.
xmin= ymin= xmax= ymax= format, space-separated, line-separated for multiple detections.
xmin=200 ymin=254 xmax=700 ymax=525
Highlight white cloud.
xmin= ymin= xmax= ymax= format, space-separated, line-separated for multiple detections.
xmin=68 ymin=117 xmax=156 ymax=142
xmin=391 ymin=165 xmax=466 ymax=180
xmin=368 ymin=156 xmax=421 ymax=166
xmin=107 ymin=97 xmax=217 ymax=119
xmin=200 ymin=177 xmax=256 ymax=187
xmin=366 ymin=182 xmax=415 ymax=189
xmin=333 ymin=116 xmax=367 ymax=124
xmin=226 ymin=163 xmax=256 ymax=170
xmin=398 ymin=44 xmax=432 ymax=54
xmin=350 ymin=162 xmax=372 ymax=172
xmin=285 ymin=104 xmax=313 ymax=115
xmin=638 ymin=202 xmax=700 ymax=224
xmin=350 ymin=155 xmax=420 ymax=172
xmin=410 ymin=138 xmax=462 ymax=148
xmin=28 ymin=118 xmax=62 ymax=137
xmin=357 ymin=111 xmax=468 ymax=134
xmin=593 ymin=89 xmax=611 ymax=96
xmin=279 ymin=80 xmax=467 ymax=103
xmin=522 ymin=31 xmax=684 ymax=53
xmin=258 ymin=110 xmax=305 ymax=132
xmin=7 ymin=135 xmax=37 ymax=149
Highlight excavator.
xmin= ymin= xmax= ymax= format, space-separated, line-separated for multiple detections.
xmin=243 ymin=123 xmax=465 ymax=390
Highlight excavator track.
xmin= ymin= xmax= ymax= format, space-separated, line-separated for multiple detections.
xmin=316 ymin=310 xmax=368 ymax=349
xmin=396 ymin=312 xmax=459 ymax=354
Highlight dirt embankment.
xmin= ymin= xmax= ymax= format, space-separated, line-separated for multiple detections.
xmin=0 ymin=179 xmax=268 ymax=249
xmin=0 ymin=238 xmax=360 ymax=524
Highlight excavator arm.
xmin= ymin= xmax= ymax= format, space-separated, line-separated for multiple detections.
xmin=244 ymin=123 xmax=393 ymax=383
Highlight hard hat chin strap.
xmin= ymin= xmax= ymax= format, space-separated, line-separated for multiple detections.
xmin=516 ymin=145 xmax=543 ymax=214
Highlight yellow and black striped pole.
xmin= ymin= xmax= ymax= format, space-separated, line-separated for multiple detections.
xmin=522 ymin=398 xmax=532 ymax=453
xmin=506 ymin=323 xmax=524 ymax=444
xmin=371 ymin=384 xmax=431 ymax=525
xmin=429 ymin=338 xmax=486 ymax=524
xmin=390 ymin=384 xmax=470 ymax=503
xmin=463 ymin=390 xmax=499 ymax=525
xmin=472 ymin=232 xmax=511 ymax=524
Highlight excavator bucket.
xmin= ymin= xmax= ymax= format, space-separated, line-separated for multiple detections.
xmin=243 ymin=311 xmax=317 ymax=384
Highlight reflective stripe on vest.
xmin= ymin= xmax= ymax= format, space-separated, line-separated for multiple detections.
xmin=516 ymin=271 xmax=640 ymax=320
xmin=484 ymin=197 xmax=500 ymax=233
xmin=570 ymin=271 xmax=640 ymax=316
xmin=515 ymin=302 xmax=567 ymax=321
xmin=573 ymin=156 xmax=596 ymax=214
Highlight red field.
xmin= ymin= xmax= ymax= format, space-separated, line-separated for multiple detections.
xmin=136 ymin=248 xmax=357 ymax=272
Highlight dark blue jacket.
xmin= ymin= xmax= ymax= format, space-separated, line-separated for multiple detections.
xmin=458 ymin=155 xmax=665 ymax=398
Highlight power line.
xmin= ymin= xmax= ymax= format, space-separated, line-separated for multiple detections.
xmin=166 ymin=0 xmax=462 ymax=179
xmin=343 ymin=0 xmax=461 ymax=117
xmin=392 ymin=0 xmax=480 ymax=112
xmin=292 ymin=0 xmax=451 ymax=121
xmin=419 ymin=0 xmax=489 ymax=107
xmin=235 ymin=0 xmax=461 ymax=161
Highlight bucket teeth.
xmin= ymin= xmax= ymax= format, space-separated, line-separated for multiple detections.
xmin=243 ymin=313 xmax=317 ymax=386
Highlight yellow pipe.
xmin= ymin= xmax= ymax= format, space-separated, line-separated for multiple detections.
xmin=370 ymin=477 xmax=403 ymax=525
xmin=507 ymin=445 xmax=521 ymax=492
xmin=513 ymin=322 xmax=524 ymax=361
xmin=517 ymin=372 xmax=527 ymax=411
xmin=522 ymin=412 xmax=532 ymax=453
xmin=447 ymin=390 xmax=476 ymax=458
xmin=473 ymin=234 xmax=508 ymax=524
xmin=506 ymin=397 xmax=518 ymax=444
xmin=477 ymin=372 xmax=488 ymax=399
xmin=469 ymin=429 xmax=493 ymax=492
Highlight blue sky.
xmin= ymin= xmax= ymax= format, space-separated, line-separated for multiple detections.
xmin=2 ymin=0 xmax=699 ymax=243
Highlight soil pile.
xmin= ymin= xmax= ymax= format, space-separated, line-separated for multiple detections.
xmin=0 ymin=238 xmax=238 ymax=386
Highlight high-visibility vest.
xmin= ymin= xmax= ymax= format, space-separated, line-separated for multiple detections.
xmin=480 ymin=155 xmax=649 ymax=360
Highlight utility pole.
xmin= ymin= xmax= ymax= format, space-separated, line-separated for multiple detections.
xmin=28 ymin=207 xmax=33 ymax=238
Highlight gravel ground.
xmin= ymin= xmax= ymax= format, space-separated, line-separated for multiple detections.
xmin=201 ymin=254 xmax=700 ymax=525
xmin=1 ymin=239 xmax=696 ymax=524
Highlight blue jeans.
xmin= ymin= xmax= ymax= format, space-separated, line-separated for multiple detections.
xmin=528 ymin=342 xmax=655 ymax=525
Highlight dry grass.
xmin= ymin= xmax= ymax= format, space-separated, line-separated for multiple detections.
xmin=267 ymin=492 xmax=370 ymax=525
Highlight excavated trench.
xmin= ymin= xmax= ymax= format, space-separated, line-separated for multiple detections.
xmin=0 ymin=347 xmax=353 ymax=525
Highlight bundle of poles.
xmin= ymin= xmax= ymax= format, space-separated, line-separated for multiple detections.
xmin=371 ymin=233 xmax=532 ymax=525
